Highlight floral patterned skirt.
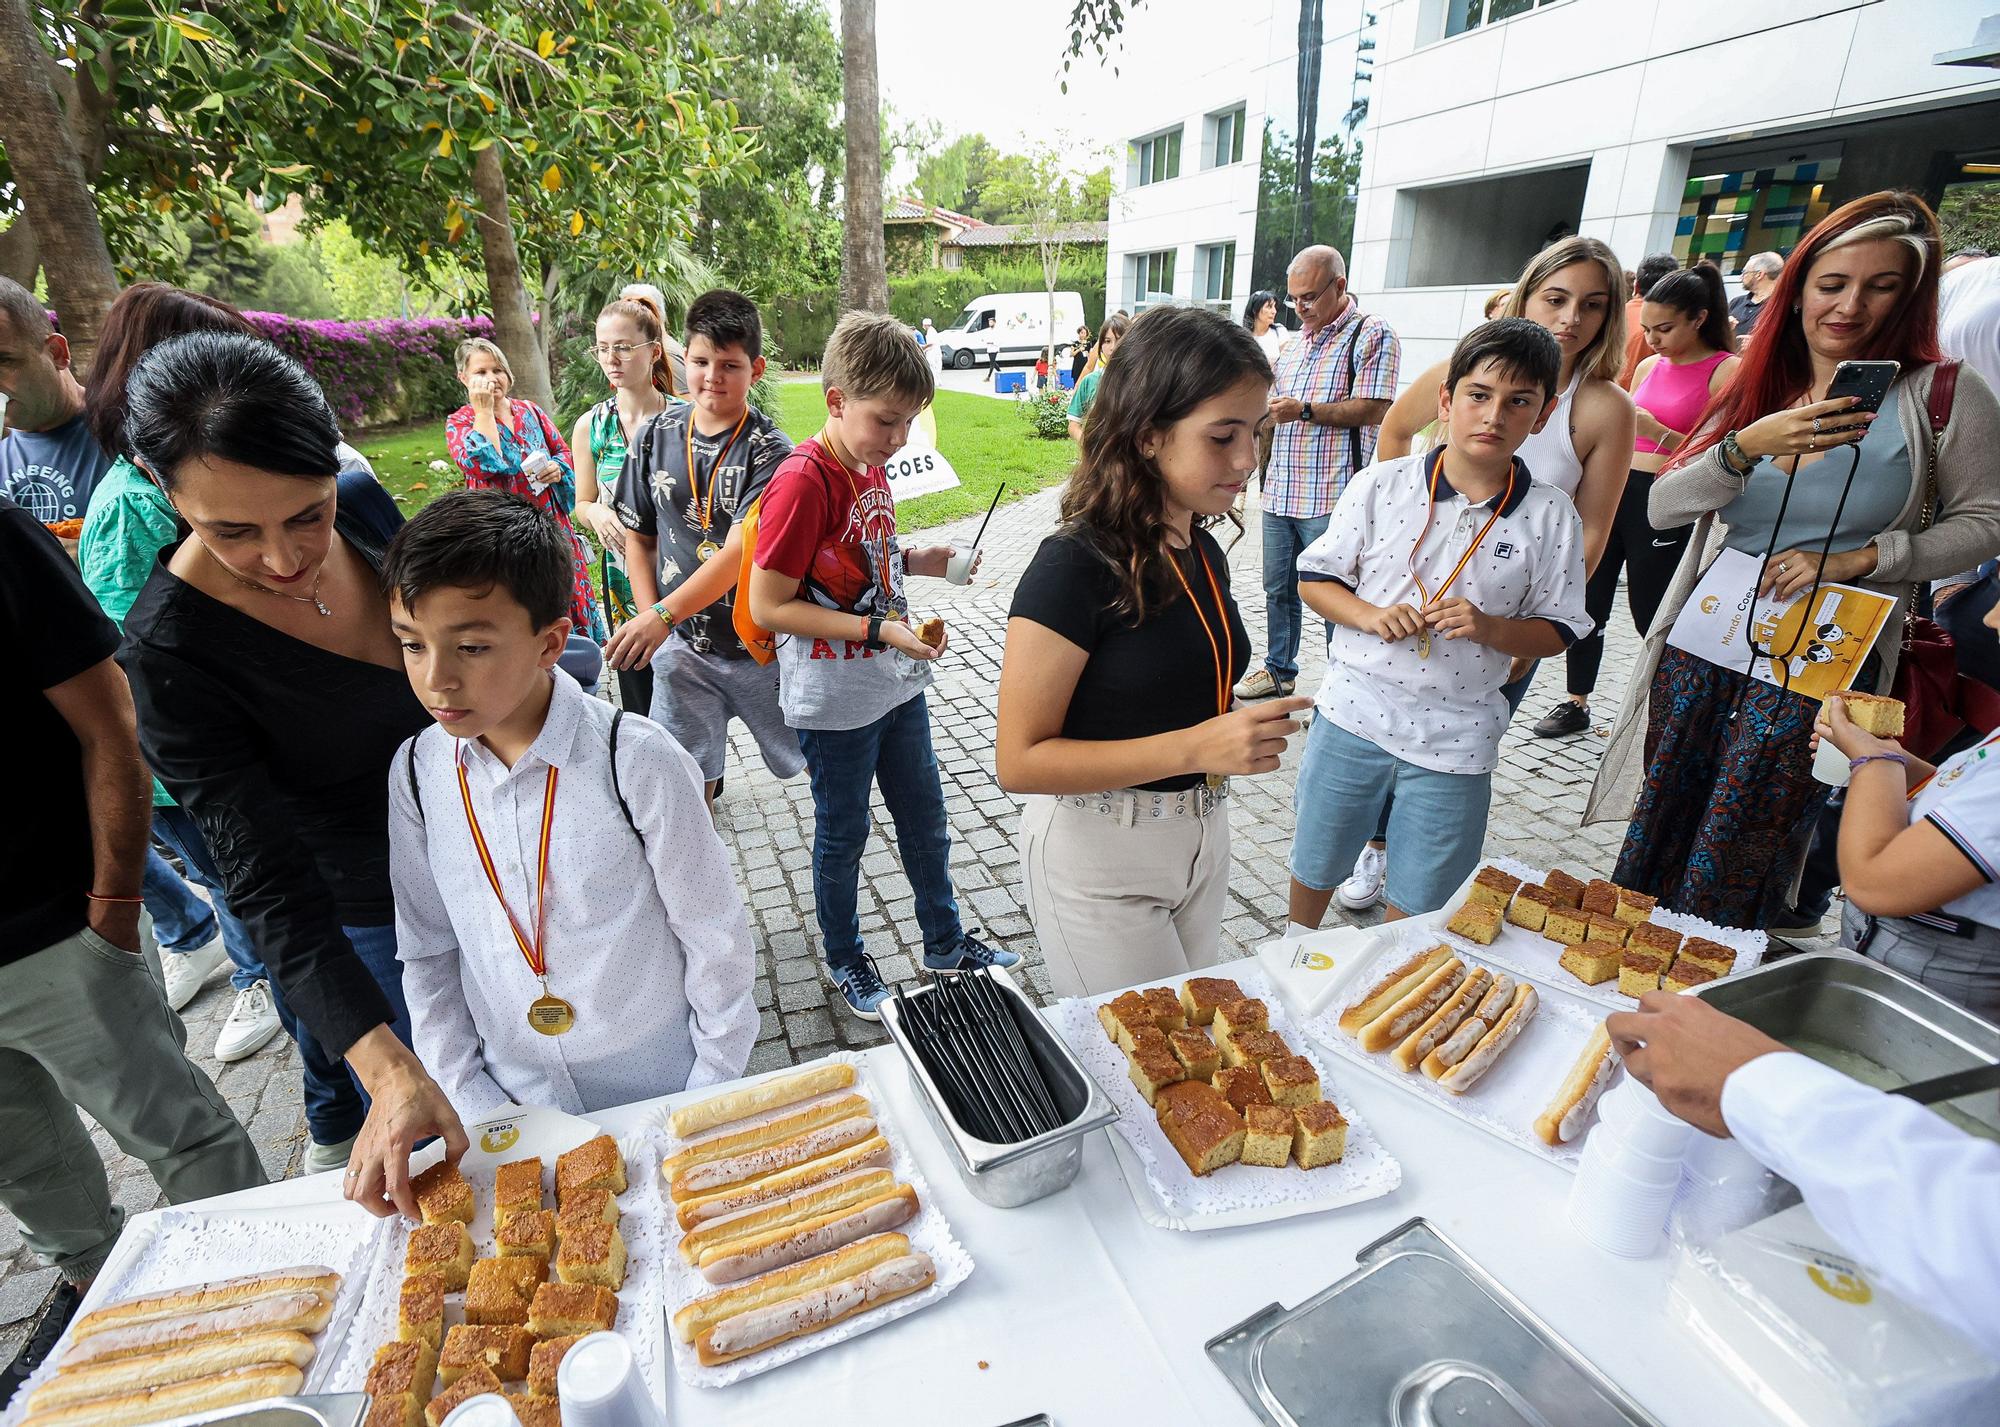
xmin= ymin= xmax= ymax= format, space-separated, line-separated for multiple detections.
xmin=1612 ymin=646 xmax=1830 ymax=929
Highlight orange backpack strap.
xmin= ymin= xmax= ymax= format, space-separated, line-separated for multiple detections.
xmin=731 ymin=495 xmax=778 ymax=665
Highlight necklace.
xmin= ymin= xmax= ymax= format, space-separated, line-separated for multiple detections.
xmin=203 ymin=541 xmax=332 ymax=616
xmin=687 ymin=409 xmax=751 ymax=562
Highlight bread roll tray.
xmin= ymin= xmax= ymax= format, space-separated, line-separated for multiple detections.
xmin=1207 ymin=1217 xmax=1661 ymax=1425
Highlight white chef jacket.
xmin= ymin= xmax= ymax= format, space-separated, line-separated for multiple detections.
xmin=389 ymin=669 xmax=756 ymax=1120
xmin=1721 ymin=1051 xmax=2000 ymax=1358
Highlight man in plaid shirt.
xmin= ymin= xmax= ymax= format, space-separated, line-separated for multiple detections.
xmin=1236 ymin=245 xmax=1401 ymax=699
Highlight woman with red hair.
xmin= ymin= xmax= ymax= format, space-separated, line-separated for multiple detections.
xmin=1586 ymin=191 xmax=2000 ymax=930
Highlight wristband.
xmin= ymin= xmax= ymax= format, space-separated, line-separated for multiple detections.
xmin=1848 ymin=753 xmax=1909 ymax=773
xmin=87 ymin=893 xmax=143 ymax=904
xmin=865 ymin=614 xmax=886 ymax=651
xmin=1721 ymin=430 xmax=1757 ymax=476
xmin=653 ymin=602 xmax=675 ymax=630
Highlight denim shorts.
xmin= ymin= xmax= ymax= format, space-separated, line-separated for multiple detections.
xmin=1290 ymin=716 xmax=1492 ymax=916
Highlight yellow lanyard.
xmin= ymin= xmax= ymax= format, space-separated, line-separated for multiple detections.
xmin=1166 ymin=538 xmax=1233 ymax=717
xmin=1409 ymin=449 xmax=1518 ymax=656
xmin=685 ymin=409 xmax=751 ymax=537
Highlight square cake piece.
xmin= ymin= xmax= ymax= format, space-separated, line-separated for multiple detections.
xmin=1467 ymin=865 xmax=1521 ymax=910
xmin=494 ymin=1156 xmax=544 ymax=1223
xmin=1677 ymin=938 xmax=1738 ymax=976
xmin=1154 ymin=1080 xmax=1245 ymax=1176
xmin=1178 ymin=976 xmax=1245 ymax=1027
xmin=1213 ymin=1064 xmax=1274 ymax=1113
xmin=1140 ymin=985 xmax=1187 ymax=1033
xmin=1292 ymin=1100 xmax=1348 ymax=1168
xmin=1213 ymin=998 xmax=1269 ymax=1040
xmin=1507 ymin=883 xmax=1557 ymax=932
xmin=528 ymin=1282 xmax=619 ymax=1339
xmin=1837 ymin=691 xmax=1905 ymax=736
xmin=1447 ymin=902 xmax=1502 ymax=945
xmin=1543 ymin=868 xmax=1587 ymax=908
xmin=555 ymin=1134 xmax=627 ymax=1199
xmin=505 ymin=1395 xmax=562 ymax=1427
xmin=1560 ymin=944 xmax=1622 ymax=986
xmin=1581 ymin=879 xmax=1621 ymax=918
xmin=1220 ymin=1027 xmax=1292 ymax=1070
xmin=426 ymin=1367 xmax=503 ymax=1427
xmin=1240 ymin=1104 xmax=1295 ymax=1167
xmin=1544 ymin=905 xmax=1591 ymax=945
xmin=1096 ymin=991 xmax=1153 ymax=1051
xmin=554 ymin=1219 xmax=628 ymax=1290
xmin=1628 ymin=921 xmax=1683 ymax=960
xmin=411 ymin=1161 xmax=473 ymax=1227
xmin=439 ymin=1325 xmax=534 ymax=1386
xmin=1618 ymin=949 xmax=1667 ymax=998
xmin=1665 ymin=959 xmax=1720 ymax=994
xmin=398 ymin=1273 xmax=446 ymax=1349
xmin=405 ymin=1222 xmax=474 ymax=1292
xmin=366 ymin=1391 xmax=424 ymax=1427
xmin=366 ymin=1338 xmax=437 ymax=1407
xmin=1261 ymin=1054 xmax=1321 ymax=1107
xmin=465 ymin=1255 xmax=547 ymax=1327
xmin=1127 ymin=1042 xmax=1187 ymax=1106
xmin=556 ymin=1187 xmax=619 ymax=1238
xmin=1614 ymin=887 xmax=1656 ymax=926
xmin=497 ymin=1208 xmax=556 ymax=1261
xmin=1584 ymin=914 xmax=1629 ymax=948
xmin=527 ymin=1333 xmax=584 ymax=1399
xmin=1168 ymin=1027 xmax=1219 ymax=1083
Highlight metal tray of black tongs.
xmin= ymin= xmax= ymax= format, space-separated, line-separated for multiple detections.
xmin=1206 ymin=1218 xmax=1662 ymax=1426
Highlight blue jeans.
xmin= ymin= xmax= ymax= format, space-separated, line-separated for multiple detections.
xmin=1262 ymin=512 xmax=1334 ymax=683
xmin=1291 ymin=718 xmax=1492 ymax=917
xmin=274 ymin=922 xmax=413 ymax=1146
xmin=1371 ymin=662 xmax=1538 ymax=843
xmin=144 ymin=812 xmax=260 ymax=992
xmin=795 ymin=693 xmax=962 ymax=972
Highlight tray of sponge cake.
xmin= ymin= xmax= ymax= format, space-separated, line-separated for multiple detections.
xmin=1301 ymin=925 xmax=1628 ymax=1171
xmin=1417 ymin=855 xmax=1768 ymax=1011
xmin=654 ymin=1053 xmax=974 ymax=1387
xmin=1052 ymin=969 xmax=1401 ymax=1230
xmin=2 ymin=1204 xmax=387 ymax=1427
xmin=326 ymin=1105 xmax=668 ymax=1427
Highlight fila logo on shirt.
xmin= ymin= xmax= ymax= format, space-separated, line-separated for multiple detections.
xmin=1493 ymin=541 xmax=1517 ymax=560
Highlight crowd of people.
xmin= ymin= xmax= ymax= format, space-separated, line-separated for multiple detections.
xmin=3 ymin=185 xmax=2000 ymax=1379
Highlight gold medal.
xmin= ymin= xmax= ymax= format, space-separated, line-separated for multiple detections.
xmin=528 ymin=992 xmax=576 ymax=1035
xmin=1417 ymin=629 xmax=1432 ymax=660
xmin=696 ymin=540 xmax=719 ymax=563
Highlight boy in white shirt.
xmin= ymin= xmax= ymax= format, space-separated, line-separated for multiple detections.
xmin=384 ymin=489 xmax=755 ymax=1119
xmin=1288 ymin=319 xmax=1590 ymax=926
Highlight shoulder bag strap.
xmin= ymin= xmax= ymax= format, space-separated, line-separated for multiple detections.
xmin=608 ymin=710 xmax=643 ymax=844
xmin=1908 ymin=360 xmax=1961 ymax=625
xmin=405 ymin=727 xmax=426 ymax=821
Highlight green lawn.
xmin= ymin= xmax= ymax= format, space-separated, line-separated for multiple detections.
xmin=349 ymin=385 xmax=1075 ymax=532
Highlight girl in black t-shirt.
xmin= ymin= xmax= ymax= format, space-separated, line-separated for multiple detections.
xmin=998 ymin=306 xmax=1310 ymax=997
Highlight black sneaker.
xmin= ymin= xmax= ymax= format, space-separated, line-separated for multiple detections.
xmin=1531 ymin=699 xmax=1591 ymax=738
xmin=828 ymin=954 xmax=892 ymax=1021
xmin=0 ymin=1277 xmax=81 ymax=1408
xmin=922 ymin=931 xmax=1022 ymax=973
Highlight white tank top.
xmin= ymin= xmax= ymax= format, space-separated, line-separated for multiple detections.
xmin=1515 ymin=368 xmax=1585 ymax=498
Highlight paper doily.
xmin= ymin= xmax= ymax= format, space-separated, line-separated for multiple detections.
xmin=1055 ymin=969 xmax=1402 ymax=1224
xmin=652 ymin=1051 xmax=976 ymax=1388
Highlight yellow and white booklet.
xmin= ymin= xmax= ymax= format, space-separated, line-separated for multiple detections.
xmin=1667 ymin=547 xmax=1895 ymax=702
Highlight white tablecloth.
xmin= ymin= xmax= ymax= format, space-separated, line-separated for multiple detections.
xmin=110 ymin=1036 xmax=1780 ymax=1425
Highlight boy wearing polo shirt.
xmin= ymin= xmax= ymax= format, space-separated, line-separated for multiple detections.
xmin=1287 ymin=319 xmax=1589 ymax=927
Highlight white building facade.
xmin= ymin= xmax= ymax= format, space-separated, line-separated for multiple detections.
xmin=1107 ymin=0 xmax=2000 ymax=369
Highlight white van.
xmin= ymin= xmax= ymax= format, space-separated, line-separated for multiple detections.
xmin=936 ymin=290 xmax=1087 ymax=370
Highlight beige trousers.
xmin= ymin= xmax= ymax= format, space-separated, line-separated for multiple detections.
xmin=1020 ymin=793 xmax=1232 ymax=998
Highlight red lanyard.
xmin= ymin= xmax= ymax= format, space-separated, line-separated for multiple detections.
xmin=458 ymin=748 xmax=557 ymax=981
xmin=1409 ymin=448 xmax=1518 ymax=610
xmin=1166 ymin=538 xmax=1233 ymax=716
xmin=686 ymin=409 xmax=750 ymax=535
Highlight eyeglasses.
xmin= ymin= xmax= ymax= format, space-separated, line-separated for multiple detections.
xmin=1286 ymin=280 xmax=1335 ymax=311
xmin=593 ymin=341 xmax=656 ymax=358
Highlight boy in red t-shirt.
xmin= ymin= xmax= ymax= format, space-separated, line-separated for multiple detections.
xmin=747 ymin=313 xmax=1017 ymax=1018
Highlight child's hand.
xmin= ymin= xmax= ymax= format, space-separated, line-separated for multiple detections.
xmin=902 ymin=545 xmax=956 ymax=579
xmin=1423 ymin=596 xmax=1491 ymax=645
xmin=882 ymin=617 xmax=942 ymax=660
xmin=1188 ymin=696 xmax=1312 ymax=776
xmin=606 ymin=607 xmax=672 ymax=670
xmin=1815 ymin=694 xmax=1903 ymax=761
xmin=1364 ymin=602 xmax=1425 ymax=642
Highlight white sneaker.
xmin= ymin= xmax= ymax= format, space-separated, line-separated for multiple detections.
xmin=1336 ymin=844 xmax=1387 ymax=910
xmin=214 ymin=981 xmax=281 ymax=1062
xmin=161 ymin=936 xmax=226 ymax=1011
xmin=303 ymin=1135 xmax=357 ymax=1175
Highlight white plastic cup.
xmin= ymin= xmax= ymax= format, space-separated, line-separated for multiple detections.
xmin=1569 ymin=1148 xmax=1680 ymax=1257
xmin=1596 ymin=1079 xmax=1696 ymax=1161
xmin=946 ymin=545 xmax=979 ymax=585
xmin=1671 ymin=1130 xmax=1778 ymax=1244
xmin=555 ymin=1331 xmax=663 ymax=1427
xmin=440 ymin=1395 xmax=523 ymax=1427
xmin=1811 ymin=737 xmax=1852 ymax=787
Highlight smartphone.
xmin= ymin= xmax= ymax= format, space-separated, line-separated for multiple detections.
xmin=1825 ymin=360 xmax=1900 ymax=416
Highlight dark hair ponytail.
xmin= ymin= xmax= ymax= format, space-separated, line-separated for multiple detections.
xmin=1064 ymin=305 xmax=1270 ymax=621
xmin=1646 ymin=267 xmax=1732 ymax=354
xmin=126 ymin=331 xmax=341 ymax=488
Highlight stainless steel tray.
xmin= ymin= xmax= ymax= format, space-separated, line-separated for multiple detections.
xmin=1207 ymin=1218 xmax=1661 ymax=1426
xmin=882 ymin=967 xmax=1119 ymax=1207
xmin=149 ymin=1396 xmax=370 ymax=1427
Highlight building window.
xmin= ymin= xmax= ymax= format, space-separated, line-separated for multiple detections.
xmin=1127 ymin=249 xmax=1178 ymax=310
xmin=1442 ymin=0 xmax=1559 ymax=40
xmin=1133 ymin=127 xmax=1183 ymax=187
xmin=1675 ymin=157 xmax=1841 ymax=274
xmin=1206 ymin=106 xmax=1246 ymax=169
xmin=1386 ymin=163 xmax=1589 ymax=288
xmin=1196 ymin=242 xmax=1236 ymax=312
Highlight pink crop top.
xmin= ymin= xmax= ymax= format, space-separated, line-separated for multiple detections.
xmin=1632 ymin=349 xmax=1730 ymax=455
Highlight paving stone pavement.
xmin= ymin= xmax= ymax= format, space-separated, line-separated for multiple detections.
xmin=0 ymin=481 xmax=1653 ymax=1360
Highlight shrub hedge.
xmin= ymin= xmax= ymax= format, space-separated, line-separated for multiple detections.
xmin=243 ymin=310 xmax=494 ymax=429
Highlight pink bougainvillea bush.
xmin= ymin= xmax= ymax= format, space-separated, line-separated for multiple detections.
xmin=243 ymin=311 xmax=494 ymax=427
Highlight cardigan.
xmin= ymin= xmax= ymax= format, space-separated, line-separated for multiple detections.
xmin=1585 ymin=362 xmax=2000 ymax=824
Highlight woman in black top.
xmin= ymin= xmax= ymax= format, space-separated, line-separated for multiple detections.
xmin=118 ymin=332 xmax=466 ymax=1218
xmin=997 ymin=306 xmax=1310 ymax=996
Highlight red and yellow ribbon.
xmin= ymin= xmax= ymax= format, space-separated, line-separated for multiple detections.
xmin=1167 ymin=539 xmax=1233 ymax=717
xmin=458 ymin=749 xmax=557 ymax=982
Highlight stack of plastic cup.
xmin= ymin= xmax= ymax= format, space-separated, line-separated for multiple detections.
xmin=1671 ymin=1128 xmax=1780 ymax=1246
xmin=440 ymin=1395 xmax=523 ymax=1427
xmin=556 ymin=1331 xmax=666 ymax=1427
xmin=1567 ymin=1077 xmax=1696 ymax=1258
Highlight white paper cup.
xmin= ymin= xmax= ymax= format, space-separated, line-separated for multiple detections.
xmin=557 ymin=1331 xmax=663 ymax=1427
xmin=946 ymin=545 xmax=979 ymax=585
xmin=1811 ymin=737 xmax=1851 ymax=787
xmin=1569 ymin=1149 xmax=1679 ymax=1257
xmin=1597 ymin=1079 xmax=1696 ymax=1161
xmin=440 ymin=1395 xmax=523 ymax=1427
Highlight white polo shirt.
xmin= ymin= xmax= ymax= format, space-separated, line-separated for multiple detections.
xmin=1298 ymin=451 xmax=1588 ymax=774
xmin=1910 ymin=729 xmax=2000 ymax=929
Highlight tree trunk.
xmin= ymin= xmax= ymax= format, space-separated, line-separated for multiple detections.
xmin=469 ymin=143 xmax=556 ymax=411
xmin=0 ymin=0 xmax=120 ymax=371
xmin=839 ymin=0 xmax=889 ymax=313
